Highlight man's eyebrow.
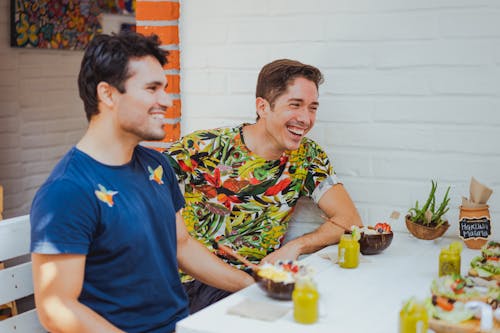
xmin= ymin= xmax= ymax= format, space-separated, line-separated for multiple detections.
xmin=146 ymin=80 xmax=168 ymax=88
xmin=288 ymin=98 xmax=319 ymax=105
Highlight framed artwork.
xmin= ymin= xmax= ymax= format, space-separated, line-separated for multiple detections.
xmin=10 ymin=0 xmax=136 ymax=50
xmin=99 ymin=0 xmax=136 ymax=15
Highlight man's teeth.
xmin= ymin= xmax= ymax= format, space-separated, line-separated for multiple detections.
xmin=288 ymin=127 xmax=305 ymax=136
xmin=152 ymin=114 xmax=164 ymax=120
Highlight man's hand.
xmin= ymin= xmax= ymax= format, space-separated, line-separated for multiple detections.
xmin=260 ymin=242 xmax=301 ymax=264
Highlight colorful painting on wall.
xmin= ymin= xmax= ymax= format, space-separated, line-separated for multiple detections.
xmin=99 ymin=0 xmax=136 ymax=15
xmin=10 ymin=0 xmax=136 ymax=50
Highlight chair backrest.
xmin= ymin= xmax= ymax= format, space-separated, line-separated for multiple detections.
xmin=0 ymin=215 xmax=47 ymax=333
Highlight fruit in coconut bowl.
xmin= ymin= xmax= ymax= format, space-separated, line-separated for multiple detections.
xmin=254 ymin=261 xmax=310 ymax=300
xmin=358 ymin=222 xmax=394 ymax=255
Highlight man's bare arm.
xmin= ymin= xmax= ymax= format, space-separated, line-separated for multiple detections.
xmin=32 ymin=253 xmax=125 ymax=333
xmin=176 ymin=212 xmax=254 ymax=292
xmin=261 ymin=184 xmax=362 ymax=263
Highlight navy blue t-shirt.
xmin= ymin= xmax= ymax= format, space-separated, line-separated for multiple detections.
xmin=31 ymin=146 xmax=189 ymax=332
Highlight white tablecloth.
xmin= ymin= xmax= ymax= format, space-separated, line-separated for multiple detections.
xmin=176 ymin=232 xmax=480 ymax=333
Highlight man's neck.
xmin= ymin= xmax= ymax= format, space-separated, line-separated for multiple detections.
xmin=76 ymin=120 xmax=138 ymax=166
xmin=242 ymin=123 xmax=284 ymax=160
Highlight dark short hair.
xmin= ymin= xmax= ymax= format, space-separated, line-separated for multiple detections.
xmin=256 ymin=59 xmax=324 ymax=111
xmin=78 ymin=31 xmax=169 ymax=121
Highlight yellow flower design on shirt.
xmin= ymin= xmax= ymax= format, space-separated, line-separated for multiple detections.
xmin=148 ymin=165 xmax=164 ymax=185
xmin=95 ymin=184 xmax=118 ymax=207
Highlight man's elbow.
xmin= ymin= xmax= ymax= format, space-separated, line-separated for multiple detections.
xmin=37 ymin=307 xmax=61 ymax=332
xmin=35 ymin=298 xmax=73 ymax=333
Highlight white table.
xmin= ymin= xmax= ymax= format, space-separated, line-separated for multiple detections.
xmin=176 ymin=232 xmax=480 ymax=333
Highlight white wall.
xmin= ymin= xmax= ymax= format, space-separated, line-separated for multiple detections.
xmin=1 ymin=1 xmax=499 ymax=241
xmin=0 ymin=8 xmax=151 ymax=218
xmin=179 ymin=0 xmax=500 ymax=239
xmin=0 ymin=2 xmax=87 ymax=217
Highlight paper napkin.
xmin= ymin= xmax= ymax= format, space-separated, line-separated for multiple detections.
xmin=226 ymin=298 xmax=291 ymax=321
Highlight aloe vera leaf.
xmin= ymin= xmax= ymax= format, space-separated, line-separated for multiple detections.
xmin=411 ymin=200 xmax=424 ymax=221
xmin=420 ymin=180 xmax=437 ymax=214
xmin=435 ymin=186 xmax=451 ymax=216
xmin=437 ymin=207 xmax=450 ymax=221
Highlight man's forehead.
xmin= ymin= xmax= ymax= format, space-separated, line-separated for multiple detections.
xmin=127 ymin=58 xmax=167 ymax=84
xmin=285 ymin=77 xmax=318 ymax=92
xmin=284 ymin=83 xmax=319 ymax=101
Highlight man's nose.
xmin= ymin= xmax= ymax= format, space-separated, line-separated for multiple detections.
xmin=296 ymin=107 xmax=311 ymax=124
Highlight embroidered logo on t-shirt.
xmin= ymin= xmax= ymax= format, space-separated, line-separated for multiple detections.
xmin=95 ymin=184 xmax=118 ymax=207
xmin=148 ymin=165 xmax=164 ymax=185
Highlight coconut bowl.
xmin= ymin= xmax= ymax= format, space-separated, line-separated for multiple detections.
xmin=405 ymin=215 xmax=449 ymax=240
xmin=359 ymin=231 xmax=394 ymax=255
xmin=253 ymin=271 xmax=295 ymax=300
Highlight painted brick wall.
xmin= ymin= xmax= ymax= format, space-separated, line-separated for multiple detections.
xmin=0 ymin=1 xmax=86 ymax=218
xmin=178 ymin=1 xmax=500 ymax=239
xmin=136 ymin=0 xmax=181 ymax=148
xmin=0 ymin=1 xmax=181 ymax=217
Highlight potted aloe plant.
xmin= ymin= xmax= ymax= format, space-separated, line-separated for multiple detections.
xmin=406 ymin=180 xmax=451 ymax=240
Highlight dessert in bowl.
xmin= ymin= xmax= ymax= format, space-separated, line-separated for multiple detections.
xmin=359 ymin=222 xmax=394 ymax=255
xmin=254 ymin=261 xmax=309 ymax=300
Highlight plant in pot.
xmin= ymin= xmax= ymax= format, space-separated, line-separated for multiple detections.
xmin=406 ymin=180 xmax=451 ymax=240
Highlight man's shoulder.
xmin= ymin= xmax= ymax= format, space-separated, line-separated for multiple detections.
xmin=182 ymin=125 xmax=240 ymax=141
xmin=45 ymin=147 xmax=83 ymax=183
xmin=168 ymin=125 xmax=242 ymax=153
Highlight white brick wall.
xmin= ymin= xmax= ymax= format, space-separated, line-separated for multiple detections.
xmin=0 ymin=1 xmax=499 ymax=244
xmin=0 ymin=2 xmax=86 ymax=217
xmin=179 ymin=0 xmax=500 ymax=239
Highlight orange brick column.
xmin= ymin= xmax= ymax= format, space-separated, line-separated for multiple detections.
xmin=136 ymin=0 xmax=181 ymax=148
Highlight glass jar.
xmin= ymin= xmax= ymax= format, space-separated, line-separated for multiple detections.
xmin=439 ymin=247 xmax=461 ymax=277
xmin=399 ymin=299 xmax=428 ymax=333
xmin=338 ymin=234 xmax=359 ymax=269
xmin=292 ymin=278 xmax=319 ymax=324
xmin=459 ymin=205 xmax=491 ymax=249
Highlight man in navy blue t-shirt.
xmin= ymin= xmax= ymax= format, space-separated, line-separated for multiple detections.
xmin=30 ymin=32 xmax=254 ymax=333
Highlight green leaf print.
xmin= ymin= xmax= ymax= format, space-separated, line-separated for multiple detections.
xmin=204 ymin=201 xmax=230 ymax=215
xmin=238 ymin=246 xmax=267 ymax=260
xmin=238 ymin=178 xmax=277 ymax=196
xmin=237 ymin=159 xmax=267 ymax=178
xmin=239 ymin=202 xmax=265 ymax=212
xmin=230 ymin=213 xmax=247 ymax=227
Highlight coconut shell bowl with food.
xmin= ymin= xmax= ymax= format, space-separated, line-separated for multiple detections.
xmin=359 ymin=222 xmax=394 ymax=255
xmin=254 ymin=261 xmax=308 ymax=300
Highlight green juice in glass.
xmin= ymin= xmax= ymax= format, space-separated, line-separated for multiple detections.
xmin=399 ymin=298 xmax=428 ymax=333
xmin=292 ymin=278 xmax=319 ymax=324
xmin=338 ymin=234 xmax=359 ymax=269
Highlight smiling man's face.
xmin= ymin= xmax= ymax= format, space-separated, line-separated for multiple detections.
xmin=259 ymin=76 xmax=319 ymax=153
xmin=114 ymin=55 xmax=173 ymax=142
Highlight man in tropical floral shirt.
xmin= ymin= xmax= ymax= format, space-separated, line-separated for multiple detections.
xmin=165 ymin=59 xmax=363 ymax=313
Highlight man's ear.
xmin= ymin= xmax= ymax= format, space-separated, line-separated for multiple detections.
xmin=255 ymin=97 xmax=270 ymax=119
xmin=96 ymin=81 xmax=115 ymax=108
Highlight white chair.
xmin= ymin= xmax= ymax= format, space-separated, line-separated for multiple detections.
xmin=0 ymin=215 xmax=46 ymax=332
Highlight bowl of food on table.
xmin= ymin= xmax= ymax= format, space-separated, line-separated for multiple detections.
xmin=427 ymin=273 xmax=500 ymax=333
xmin=254 ymin=261 xmax=309 ymax=300
xmin=358 ymin=222 xmax=394 ymax=255
xmin=468 ymin=241 xmax=500 ymax=283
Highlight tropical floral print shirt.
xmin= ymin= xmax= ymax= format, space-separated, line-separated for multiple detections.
xmin=164 ymin=124 xmax=339 ymax=279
